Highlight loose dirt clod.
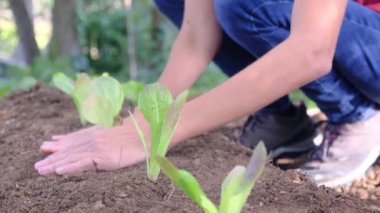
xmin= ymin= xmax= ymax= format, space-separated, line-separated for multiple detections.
xmin=0 ymin=84 xmax=376 ymax=212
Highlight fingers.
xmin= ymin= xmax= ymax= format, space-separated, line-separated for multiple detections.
xmin=36 ymin=158 xmax=72 ymax=175
xmin=35 ymin=151 xmax=98 ymax=175
xmin=40 ymin=133 xmax=91 ymax=154
xmin=40 ymin=141 xmax=62 ymax=153
xmin=42 ymin=126 xmax=102 ymax=153
xmin=35 ymin=151 xmax=68 ymax=172
xmin=55 ymin=159 xmax=96 ymax=175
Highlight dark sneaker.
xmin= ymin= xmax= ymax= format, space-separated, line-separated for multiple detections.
xmin=301 ymin=111 xmax=380 ymax=187
xmin=239 ymin=104 xmax=320 ymax=159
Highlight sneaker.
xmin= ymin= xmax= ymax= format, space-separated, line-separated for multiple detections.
xmin=301 ymin=111 xmax=380 ymax=187
xmin=239 ymin=103 xmax=320 ymax=159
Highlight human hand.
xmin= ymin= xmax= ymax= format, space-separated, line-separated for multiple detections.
xmin=34 ymin=119 xmax=148 ymax=175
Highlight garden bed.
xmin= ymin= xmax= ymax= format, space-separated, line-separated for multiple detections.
xmin=0 ymin=84 xmax=378 ymax=212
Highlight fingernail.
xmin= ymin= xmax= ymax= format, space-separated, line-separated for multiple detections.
xmin=34 ymin=162 xmax=40 ymax=170
xmin=55 ymin=167 xmax=63 ymax=175
xmin=40 ymin=142 xmax=50 ymax=150
xmin=38 ymin=167 xmax=48 ymax=175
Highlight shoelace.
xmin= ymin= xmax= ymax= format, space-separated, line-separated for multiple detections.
xmin=309 ymin=124 xmax=341 ymax=162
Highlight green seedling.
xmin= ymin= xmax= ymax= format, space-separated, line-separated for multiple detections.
xmin=156 ymin=142 xmax=267 ymax=213
xmin=53 ymin=72 xmax=124 ymax=128
xmin=83 ymin=75 xmax=124 ymax=127
xmin=122 ymin=80 xmax=144 ymax=105
xmin=53 ymin=72 xmax=91 ymax=124
xmin=129 ymin=83 xmax=188 ymax=182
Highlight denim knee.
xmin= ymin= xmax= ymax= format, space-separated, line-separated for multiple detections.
xmin=215 ymin=0 xmax=292 ymax=57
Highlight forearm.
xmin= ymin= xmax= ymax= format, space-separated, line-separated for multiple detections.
xmin=169 ymin=0 xmax=347 ymax=146
xmin=158 ymin=37 xmax=211 ymax=96
xmin=158 ymin=30 xmax=221 ymax=96
xmin=171 ymin=37 xmax=330 ymax=145
xmin=157 ymin=0 xmax=222 ymax=96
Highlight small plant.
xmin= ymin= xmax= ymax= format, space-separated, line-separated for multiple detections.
xmin=129 ymin=83 xmax=188 ymax=182
xmin=156 ymin=142 xmax=267 ymax=213
xmin=53 ymin=72 xmax=91 ymax=124
xmin=53 ymin=72 xmax=124 ymax=127
xmin=122 ymin=80 xmax=144 ymax=105
xmin=82 ymin=75 xmax=124 ymax=127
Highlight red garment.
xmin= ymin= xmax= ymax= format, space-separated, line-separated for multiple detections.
xmin=357 ymin=0 xmax=380 ymax=12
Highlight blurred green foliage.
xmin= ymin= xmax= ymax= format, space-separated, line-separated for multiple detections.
xmin=0 ymin=55 xmax=74 ymax=98
xmin=0 ymin=19 xmax=18 ymax=56
xmin=77 ymin=0 xmax=172 ymax=81
xmin=80 ymin=8 xmax=128 ymax=73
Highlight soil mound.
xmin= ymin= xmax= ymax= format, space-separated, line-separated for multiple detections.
xmin=0 ymin=84 xmax=376 ymax=212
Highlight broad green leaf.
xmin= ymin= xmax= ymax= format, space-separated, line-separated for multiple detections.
xmin=122 ymin=81 xmax=144 ymax=104
xmin=53 ymin=72 xmax=74 ymax=95
xmin=158 ymin=90 xmax=188 ymax=157
xmin=155 ymin=156 xmax=218 ymax=213
xmin=82 ymin=94 xmax=114 ymax=128
xmin=89 ymin=76 xmax=124 ymax=118
xmin=138 ymin=83 xmax=173 ymax=131
xmin=73 ymin=73 xmax=91 ymax=124
xmin=237 ymin=141 xmax=267 ymax=194
xmin=219 ymin=166 xmax=246 ymax=213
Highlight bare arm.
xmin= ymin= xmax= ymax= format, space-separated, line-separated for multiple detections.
xmin=171 ymin=0 xmax=348 ymax=144
xmin=157 ymin=0 xmax=222 ymax=96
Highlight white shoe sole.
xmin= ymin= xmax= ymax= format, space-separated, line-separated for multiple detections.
xmin=315 ymin=145 xmax=380 ymax=187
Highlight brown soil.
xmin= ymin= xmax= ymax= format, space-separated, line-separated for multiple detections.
xmin=0 ymin=84 xmax=378 ymax=213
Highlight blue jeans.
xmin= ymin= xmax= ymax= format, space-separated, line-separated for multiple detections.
xmin=154 ymin=0 xmax=380 ymax=124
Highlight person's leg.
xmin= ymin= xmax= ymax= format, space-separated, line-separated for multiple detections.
xmin=214 ymin=0 xmax=377 ymax=124
xmin=154 ymin=0 xmax=319 ymax=157
xmin=214 ymin=0 xmax=380 ymax=186
xmin=334 ymin=3 xmax=380 ymax=105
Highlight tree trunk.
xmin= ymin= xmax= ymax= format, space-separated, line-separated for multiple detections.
xmin=9 ymin=0 xmax=40 ymax=66
xmin=49 ymin=0 xmax=80 ymax=58
xmin=125 ymin=0 xmax=138 ymax=80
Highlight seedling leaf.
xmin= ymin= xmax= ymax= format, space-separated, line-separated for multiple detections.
xmin=83 ymin=94 xmax=114 ymax=128
xmin=219 ymin=166 xmax=246 ymax=213
xmin=138 ymin=83 xmax=172 ymax=130
xmin=73 ymin=73 xmax=91 ymax=124
xmin=219 ymin=142 xmax=267 ymax=213
xmin=122 ymin=81 xmax=144 ymax=104
xmin=148 ymin=90 xmax=188 ymax=181
xmin=238 ymin=141 xmax=267 ymax=193
xmin=155 ymin=156 xmax=218 ymax=213
xmin=158 ymin=90 xmax=188 ymax=156
xmin=128 ymin=110 xmax=150 ymax=172
xmin=53 ymin=72 xmax=74 ymax=96
xmin=89 ymin=76 xmax=124 ymax=118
